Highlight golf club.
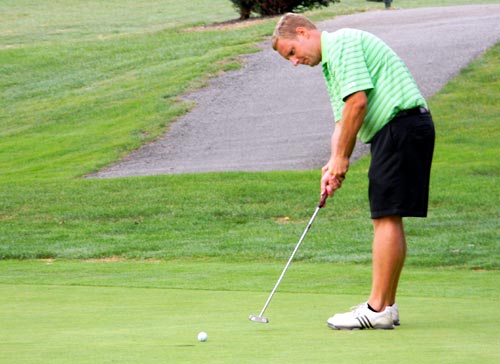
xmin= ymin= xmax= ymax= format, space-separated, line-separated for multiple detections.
xmin=249 ymin=194 xmax=329 ymax=323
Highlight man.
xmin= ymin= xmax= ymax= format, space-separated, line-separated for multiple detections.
xmin=367 ymin=0 xmax=393 ymax=9
xmin=272 ymin=14 xmax=434 ymax=330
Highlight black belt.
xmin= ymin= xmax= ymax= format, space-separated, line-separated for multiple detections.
xmin=395 ymin=107 xmax=430 ymax=118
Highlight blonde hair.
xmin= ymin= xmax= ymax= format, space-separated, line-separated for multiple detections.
xmin=272 ymin=13 xmax=317 ymax=51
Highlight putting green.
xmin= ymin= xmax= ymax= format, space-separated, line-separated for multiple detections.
xmin=1 ymin=281 xmax=498 ymax=364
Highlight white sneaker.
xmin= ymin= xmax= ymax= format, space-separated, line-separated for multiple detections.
xmin=327 ymin=302 xmax=394 ymax=330
xmin=389 ymin=303 xmax=400 ymax=326
xmin=332 ymin=302 xmax=401 ymax=325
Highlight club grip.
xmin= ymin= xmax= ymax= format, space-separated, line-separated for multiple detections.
xmin=318 ymin=194 xmax=328 ymax=208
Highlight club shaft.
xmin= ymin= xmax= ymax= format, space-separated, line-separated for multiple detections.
xmin=257 ymin=204 xmax=323 ymax=318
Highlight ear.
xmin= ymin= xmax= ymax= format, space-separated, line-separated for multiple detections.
xmin=295 ymin=27 xmax=309 ymax=38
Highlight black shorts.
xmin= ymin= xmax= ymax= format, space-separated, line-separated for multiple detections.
xmin=369 ymin=110 xmax=435 ymax=219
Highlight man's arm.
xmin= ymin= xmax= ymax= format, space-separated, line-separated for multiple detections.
xmin=321 ymin=91 xmax=368 ymax=197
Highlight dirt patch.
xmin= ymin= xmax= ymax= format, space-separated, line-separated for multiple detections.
xmin=85 ymin=256 xmax=124 ymax=263
xmin=186 ymin=16 xmax=275 ymax=32
xmin=84 ymin=257 xmax=163 ymax=263
xmin=39 ymin=258 xmax=56 ymax=264
xmin=274 ymin=216 xmax=292 ymax=224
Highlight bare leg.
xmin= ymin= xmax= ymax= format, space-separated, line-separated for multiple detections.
xmin=368 ymin=216 xmax=406 ymax=311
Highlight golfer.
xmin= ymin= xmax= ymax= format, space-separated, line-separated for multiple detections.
xmin=272 ymin=14 xmax=435 ymax=330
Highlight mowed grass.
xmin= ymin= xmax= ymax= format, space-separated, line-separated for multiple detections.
xmin=1 ymin=286 xmax=498 ymax=364
xmin=0 ymin=0 xmax=498 ymax=266
xmin=0 ymin=1 xmax=500 ymax=363
xmin=1 ymin=261 xmax=499 ymax=364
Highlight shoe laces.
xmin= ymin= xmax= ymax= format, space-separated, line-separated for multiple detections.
xmin=350 ymin=302 xmax=369 ymax=316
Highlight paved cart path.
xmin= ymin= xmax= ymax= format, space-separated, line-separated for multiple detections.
xmin=92 ymin=5 xmax=500 ymax=178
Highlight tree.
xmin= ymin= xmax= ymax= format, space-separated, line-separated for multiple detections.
xmin=230 ymin=0 xmax=340 ymax=20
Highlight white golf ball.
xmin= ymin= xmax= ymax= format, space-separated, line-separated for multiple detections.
xmin=197 ymin=331 xmax=208 ymax=342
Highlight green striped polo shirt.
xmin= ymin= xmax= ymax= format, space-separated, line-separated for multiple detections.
xmin=321 ymin=29 xmax=427 ymax=143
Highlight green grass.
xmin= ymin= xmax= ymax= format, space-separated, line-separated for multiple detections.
xmin=1 ymin=260 xmax=498 ymax=298
xmin=1 ymin=286 xmax=496 ymax=364
xmin=1 ymin=2 xmax=265 ymax=180
xmin=1 ymin=1 xmax=500 ymax=363
xmin=1 ymin=261 xmax=499 ymax=364
xmin=1 ymin=0 xmax=499 ymax=181
xmin=0 ymin=0 xmax=499 ymax=267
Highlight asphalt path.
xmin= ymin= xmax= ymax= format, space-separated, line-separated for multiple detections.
xmin=92 ymin=5 xmax=500 ymax=178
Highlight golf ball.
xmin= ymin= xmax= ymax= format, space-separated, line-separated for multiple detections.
xmin=197 ymin=332 xmax=208 ymax=342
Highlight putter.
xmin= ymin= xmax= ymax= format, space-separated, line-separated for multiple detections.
xmin=249 ymin=194 xmax=329 ymax=323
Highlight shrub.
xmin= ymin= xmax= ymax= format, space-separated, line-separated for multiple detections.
xmin=230 ymin=0 xmax=254 ymax=19
xmin=230 ymin=0 xmax=340 ymax=19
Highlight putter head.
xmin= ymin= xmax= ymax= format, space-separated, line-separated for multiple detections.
xmin=249 ymin=315 xmax=269 ymax=323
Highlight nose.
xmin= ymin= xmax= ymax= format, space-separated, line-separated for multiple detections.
xmin=290 ymin=57 xmax=300 ymax=67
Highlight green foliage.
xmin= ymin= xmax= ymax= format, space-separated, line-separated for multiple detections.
xmin=230 ymin=0 xmax=255 ymax=19
xmin=230 ymin=0 xmax=340 ymax=19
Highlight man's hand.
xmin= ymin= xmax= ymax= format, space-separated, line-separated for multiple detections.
xmin=321 ymin=156 xmax=349 ymax=197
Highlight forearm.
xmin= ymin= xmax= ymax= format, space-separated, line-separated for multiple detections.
xmin=332 ymin=91 xmax=367 ymax=161
xmin=321 ymin=91 xmax=368 ymax=197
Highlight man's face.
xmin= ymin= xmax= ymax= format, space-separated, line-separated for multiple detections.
xmin=276 ymin=28 xmax=321 ymax=67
